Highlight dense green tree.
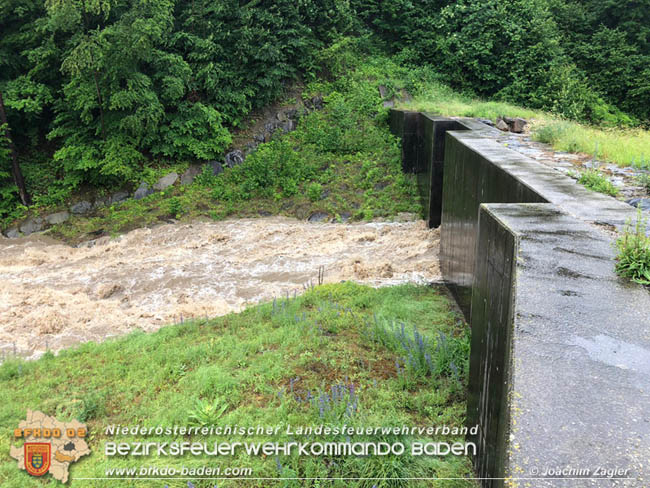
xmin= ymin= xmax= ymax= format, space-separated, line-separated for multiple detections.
xmin=548 ymin=0 xmax=650 ymax=121
xmin=0 ymin=0 xmax=48 ymax=209
xmin=351 ymin=0 xmax=649 ymax=123
xmin=1 ymin=0 xmax=649 ymax=223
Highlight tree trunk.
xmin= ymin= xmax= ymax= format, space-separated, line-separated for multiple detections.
xmin=81 ymin=0 xmax=106 ymax=141
xmin=93 ymin=70 xmax=107 ymax=141
xmin=0 ymin=91 xmax=31 ymax=206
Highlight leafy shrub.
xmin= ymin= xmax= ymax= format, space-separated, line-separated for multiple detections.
xmin=307 ymin=182 xmax=322 ymax=202
xmin=528 ymin=64 xmax=601 ymax=122
xmin=533 ymin=122 xmax=572 ymax=145
xmin=167 ymin=196 xmax=183 ymax=218
xmin=502 ymin=62 xmax=632 ymax=125
xmin=78 ymin=392 xmax=105 ymax=422
xmin=577 ymin=169 xmax=619 ymax=197
xmin=615 ymin=211 xmax=650 ymax=285
xmin=212 ymin=139 xmax=316 ymax=202
xmin=194 ymin=164 xmax=219 ymax=187
xmin=187 ymin=398 xmax=228 ymax=427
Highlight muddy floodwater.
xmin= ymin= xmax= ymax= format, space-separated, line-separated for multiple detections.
xmin=0 ymin=217 xmax=441 ymax=360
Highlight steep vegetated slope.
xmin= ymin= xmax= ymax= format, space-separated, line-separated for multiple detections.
xmin=1 ymin=0 xmax=649 ymax=230
xmin=40 ymin=45 xmax=429 ymax=242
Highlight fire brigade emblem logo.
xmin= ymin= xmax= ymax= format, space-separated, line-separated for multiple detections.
xmin=24 ymin=443 xmax=51 ymax=476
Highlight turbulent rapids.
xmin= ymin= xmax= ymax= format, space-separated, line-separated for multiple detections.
xmin=0 ymin=217 xmax=441 ymax=360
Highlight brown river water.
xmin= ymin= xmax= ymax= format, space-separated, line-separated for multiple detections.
xmin=0 ymin=217 xmax=441 ymax=360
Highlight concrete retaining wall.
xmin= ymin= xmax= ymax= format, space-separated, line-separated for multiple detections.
xmin=471 ymin=203 xmax=650 ymax=487
xmin=390 ymin=109 xmax=650 ymax=487
xmin=440 ymin=132 xmax=547 ymax=314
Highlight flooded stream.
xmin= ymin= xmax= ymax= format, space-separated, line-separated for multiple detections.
xmin=0 ymin=217 xmax=440 ymax=360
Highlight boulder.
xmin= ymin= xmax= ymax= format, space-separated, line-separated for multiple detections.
xmin=378 ymin=85 xmax=388 ymax=98
xmin=495 ymin=119 xmax=510 ymax=131
xmin=70 ymin=201 xmax=92 ymax=214
xmin=478 ymin=118 xmax=495 ymax=127
xmin=254 ymin=133 xmax=265 ymax=143
xmin=276 ymin=111 xmax=287 ymax=122
xmin=110 ymin=191 xmax=130 ymax=204
xmin=209 ymin=160 xmax=224 ymax=176
xmin=181 ymin=165 xmax=203 ymax=185
xmin=626 ymin=198 xmax=650 ymax=211
xmin=93 ymin=197 xmax=108 ymax=209
xmin=383 ymin=100 xmax=395 ymax=108
xmin=45 ymin=211 xmax=70 ymax=225
xmin=395 ymin=212 xmax=419 ymax=222
xmin=20 ymin=217 xmax=44 ymax=235
xmin=286 ymin=108 xmax=298 ymax=120
xmin=5 ymin=227 xmax=21 ymax=238
xmin=308 ymin=212 xmax=329 ymax=222
xmin=153 ymin=172 xmax=178 ymax=191
xmin=225 ymin=150 xmax=245 ymax=168
xmin=133 ymin=182 xmax=153 ymax=200
xmin=339 ymin=212 xmax=352 ymax=223
xmin=511 ymin=117 xmax=527 ymax=133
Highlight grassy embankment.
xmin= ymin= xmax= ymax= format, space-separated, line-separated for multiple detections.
xmin=0 ymin=282 xmax=476 ymax=487
xmin=400 ymin=82 xmax=650 ymax=170
xmin=399 ymin=82 xmax=650 ymax=200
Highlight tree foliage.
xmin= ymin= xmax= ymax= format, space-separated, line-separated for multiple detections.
xmin=351 ymin=0 xmax=650 ymax=124
xmin=0 ymin=0 xmax=648 ymax=221
xmin=0 ymin=0 xmax=354 ymax=195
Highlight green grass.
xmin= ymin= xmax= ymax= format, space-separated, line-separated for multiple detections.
xmin=533 ymin=122 xmax=650 ymax=169
xmin=399 ymin=82 xmax=549 ymax=122
xmin=0 ymin=283 xmax=477 ymax=487
xmin=573 ymin=169 xmax=619 ymax=197
xmin=399 ymin=81 xmax=650 ymax=170
xmin=616 ymin=211 xmax=650 ymax=285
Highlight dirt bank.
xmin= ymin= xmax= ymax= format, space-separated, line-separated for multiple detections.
xmin=0 ymin=217 xmax=441 ymax=360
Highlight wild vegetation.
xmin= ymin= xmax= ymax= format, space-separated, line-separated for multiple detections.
xmin=1 ymin=0 xmax=649 ymax=230
xmin=571 ymin=169 xmax=619 ymax=197
xmin=616 ymin=211 xmax=650 ymax=285
xmin=0 ymin=282 xmax=476 ymax=487
xmin=362 ymin=0 xmax=649 ymax=124
xmin=46 ymin=46 xmax=425 ymax=242
xmin=532 ymin=122 xmax=650 ymax=169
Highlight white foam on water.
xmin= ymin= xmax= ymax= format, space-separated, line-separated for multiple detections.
xmin=0 ymin=217 xmax=441 ymax=359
